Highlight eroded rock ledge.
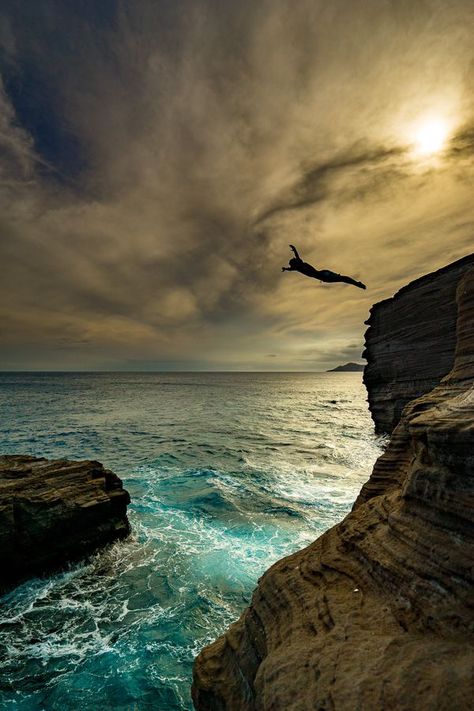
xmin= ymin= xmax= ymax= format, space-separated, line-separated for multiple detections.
xmin=0 ymin=455 xmax=130 ymax=592
xmin=192 ymin=266 xmax=474 ymax=710
xmin=363 ymin=253 xmax=474 ymax=434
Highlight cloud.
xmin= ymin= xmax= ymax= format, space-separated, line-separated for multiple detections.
xmin=254 ymin=145 xmax=405 ymax=225
xmin=0 ymin=0 xmax=473 ymax=370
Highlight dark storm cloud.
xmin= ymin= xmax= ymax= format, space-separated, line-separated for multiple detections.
xmin=0 ymin=0 xmax=473 ymax=369
xmin=449 ymin=125 xmax=474 ymax=157
xmin=255 ymin=145 xmax=404 ymax=225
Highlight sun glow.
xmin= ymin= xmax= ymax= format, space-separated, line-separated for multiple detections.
xmin=411 ymin=116 xmax=451 ymax=157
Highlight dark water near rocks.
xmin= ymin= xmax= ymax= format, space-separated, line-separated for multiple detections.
xmin=0 ymin=372 xmax=383 ymax=710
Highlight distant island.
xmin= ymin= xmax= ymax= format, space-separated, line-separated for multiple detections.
xmin=327 ymin=362 xmax=365 ymax=372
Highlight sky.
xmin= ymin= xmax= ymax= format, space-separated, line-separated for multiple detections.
xmin=0 ymin=0 xmax=473 ymax=371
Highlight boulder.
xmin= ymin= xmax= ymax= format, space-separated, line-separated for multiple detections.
xmin=0 ymin=455 xmax=130 ymax=591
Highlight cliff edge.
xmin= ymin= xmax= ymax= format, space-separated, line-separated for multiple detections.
xmin=192 ymin=266 xmax=474 ymax=710
xmin=363 ymin=253 xmax=474 ymax=434
xmin=0 ymin=455 xmax=130 ymax=592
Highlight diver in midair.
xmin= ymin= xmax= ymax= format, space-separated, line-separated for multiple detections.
xmin=282 ymin=245 xmax=366 ymax=289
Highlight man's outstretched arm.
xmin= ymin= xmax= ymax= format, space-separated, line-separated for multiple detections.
xmin=289 ymin=244 xmax=300 ymax=259
xmin=282 ymin=266 xmax=294 ymax=271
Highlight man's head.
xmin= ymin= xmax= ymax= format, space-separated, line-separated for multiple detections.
xmin=289 ymin=257 xmax=299 ymax=268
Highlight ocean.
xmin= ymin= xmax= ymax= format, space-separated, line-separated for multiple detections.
xmin=0 ymin=372 xmax=383 ymax=710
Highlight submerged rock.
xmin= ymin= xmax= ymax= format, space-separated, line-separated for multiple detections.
xmin=192 ymin=265 xmax=474 ymax=710
xmin=363 ymin=253 xmax=474 ymax=434
xmin=0 ymin=455 xmax=130 ymax=592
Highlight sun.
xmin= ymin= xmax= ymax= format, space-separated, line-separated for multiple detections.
xmin=411 ymin=117 xmax=450 ymax=157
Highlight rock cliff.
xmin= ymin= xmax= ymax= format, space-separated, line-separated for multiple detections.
xmin=0 ymin=455 xmax=130 ymax=592
xmin=192 ymin=266 xmax=474 ymax=710
xmin=363 ymin=253 xmax=474 ymax=434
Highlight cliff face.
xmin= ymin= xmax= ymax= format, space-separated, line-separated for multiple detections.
xmin=363 ymin=253 xmax=474 ymax=434
xmin=0 ymin=456 xmax=130 ymax=592
xmin=192 ymin=266 xmax=474 ymax=711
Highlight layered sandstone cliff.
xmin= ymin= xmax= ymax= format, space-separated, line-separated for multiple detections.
xmin=192 ymin=266 xmax=474 ymax=710
xmin=363 ymin=253 xmax=474 ymax=434
xmin=0 ymin=455 xmax=130 ymax=591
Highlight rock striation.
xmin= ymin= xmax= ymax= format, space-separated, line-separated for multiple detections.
xmin=192 ymin=265 xmax=474 ymax=710
xmin=363 ymin=253 xmax=474 ymax=434
xmin=0 ymin=455 xmax=130 ymax=592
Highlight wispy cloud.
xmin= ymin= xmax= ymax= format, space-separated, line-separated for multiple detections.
xmin=0 ymin=0 xmax=473 ymax=370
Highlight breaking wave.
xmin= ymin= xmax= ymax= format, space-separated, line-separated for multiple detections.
xmin=0 ymin=372 xmax=383 ymax=709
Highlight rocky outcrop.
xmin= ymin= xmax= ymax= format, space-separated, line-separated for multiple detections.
xmin=192 ymin=266 xmax=474 ymax=710
xmin=0 ymin=456 xmax=130 ymax=591
xmin=363 ymin=253 xmax=474 ymax=434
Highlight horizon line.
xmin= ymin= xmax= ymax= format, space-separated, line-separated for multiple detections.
xmin=0 ymin=368 xmax=366 ymax=374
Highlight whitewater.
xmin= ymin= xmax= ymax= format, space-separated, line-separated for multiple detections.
xmin=0 ymin=372 xmax=384 ymax=710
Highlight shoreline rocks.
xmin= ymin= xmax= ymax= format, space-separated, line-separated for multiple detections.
xmin=192 ymin=264 xmax=474 ymax=710
xmin=0 ymin=455 xmax=130 ymax=592
xmin=363 ymin=253 xmax=474 ymax=434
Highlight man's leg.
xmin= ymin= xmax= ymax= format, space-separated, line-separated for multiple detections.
xmin=337 ymin=274 xmax=366 ymax=289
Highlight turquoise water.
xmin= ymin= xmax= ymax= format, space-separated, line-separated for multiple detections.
xmin=0 ymin=372 xmax=383 ymax=710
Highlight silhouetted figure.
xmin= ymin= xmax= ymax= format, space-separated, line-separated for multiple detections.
xmin=282 ymin=245 xmax=366 ymax=289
